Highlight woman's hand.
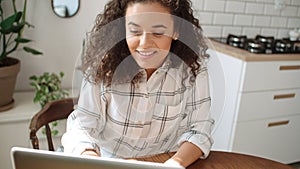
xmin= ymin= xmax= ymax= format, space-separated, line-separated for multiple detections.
xmin=81 ymin=149 xmax=100 ymax=157
xmin=164 ymin=158 xmax=183 ymax=167
xmin=169 ymin=141 xmax=203 ymax=167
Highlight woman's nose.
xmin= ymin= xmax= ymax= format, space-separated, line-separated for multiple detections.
xmin=139 ymin=32 xmax=153 ymax=47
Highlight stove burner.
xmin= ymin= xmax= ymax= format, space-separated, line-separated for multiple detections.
xmin=255 ymin=35 xmax=274 ymax=53
xmin=213 ymin=34 xmax=300 ymax=54
xmin=275 ymin=39 xmax=293 ymax=53
xmin=246 ymin=40 xmax=266 ymax=54
xmin=226 ymin=34 xmax=247 ymax=49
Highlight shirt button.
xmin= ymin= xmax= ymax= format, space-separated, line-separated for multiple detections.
xmin=144 ymin=93 xmax=149 ymax=98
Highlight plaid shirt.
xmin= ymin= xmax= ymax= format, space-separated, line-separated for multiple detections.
xmin=62 ymin=59 xmax=214 ymax=159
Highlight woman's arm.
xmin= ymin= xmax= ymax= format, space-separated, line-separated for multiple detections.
xmin=61 ymin=79 xmax=103 ymax=155
xmin=165 ymin=141 xmax=202 ymax=167
xmin=165 ymin=68 xmax=213 ymax=167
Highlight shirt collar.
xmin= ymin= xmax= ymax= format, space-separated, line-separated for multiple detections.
xmin=160 ymin=56 xmax=172 ymax=71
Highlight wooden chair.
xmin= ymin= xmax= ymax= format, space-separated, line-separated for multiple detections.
xmin=29 ymin=98 xmax=78 ymax=151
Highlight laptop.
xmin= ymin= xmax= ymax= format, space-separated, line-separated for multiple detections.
xmin=11 ymin=147 xmax=185 ymax=169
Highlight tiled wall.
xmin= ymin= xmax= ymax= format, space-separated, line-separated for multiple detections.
xmin=191 ymin=0 xmax=300 ymax=38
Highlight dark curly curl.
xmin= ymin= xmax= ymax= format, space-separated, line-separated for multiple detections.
xmin=82 ymin=0 xmax=209 ymax=85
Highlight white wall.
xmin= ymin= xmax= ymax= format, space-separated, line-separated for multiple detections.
xmin=8 ymin=0 xmax=300 ymax=91
xmin=191 ymin=0 xmax=300 ymax=38
xmin=11 ymin=0 xmax=108 ymax=91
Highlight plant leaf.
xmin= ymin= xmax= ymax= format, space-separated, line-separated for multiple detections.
xmin=29 ymin=82 xmax=37 ymax=88
xmin=52 ymin=130 xmax=59 ymax=136
xmin=42 ymin=128 xmax=46 ymax=135
xmin=52 ymin=121 xmax=58 ymax=126
xmin=33 ymin=93 xmax=41 ymax=103
xmin=15 ymin=38 xmax=31 ymax=43
xmin=29 ymin=75 xmax=37 ymax=80
xmin=23 ymin=46 xmax=43 ymax=55
xmin=0 ymin=24 xmax=24 ymax=34
xmin=0 ymin=12 xmax=22 ymax=30
xmin=11 ymin=22 xmax=25 ymax=33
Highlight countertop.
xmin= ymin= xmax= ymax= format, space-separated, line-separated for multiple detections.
xmin=0 ymin=91 xmax=40 ymax=123
xmin=208 ymin=38 xmax=300 ymax=62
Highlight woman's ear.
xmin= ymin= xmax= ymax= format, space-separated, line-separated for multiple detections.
xmin=173 ymin=32 xmax=179 ymax=40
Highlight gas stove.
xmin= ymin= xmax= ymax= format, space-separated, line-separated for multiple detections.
xmin=211 ymin=34 xmax=300 ymax=54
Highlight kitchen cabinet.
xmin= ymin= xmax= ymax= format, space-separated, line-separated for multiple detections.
xmin=210 ymin=49 xmax=300 ymax=164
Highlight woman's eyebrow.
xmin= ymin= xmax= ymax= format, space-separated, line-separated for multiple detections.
xmin=152 ymin=24 xmax=167 ymax=29
xmin=127 ymin=22 xmax=167 ymax=29
xmin=127 ymin=22 xmax=140 ymax=27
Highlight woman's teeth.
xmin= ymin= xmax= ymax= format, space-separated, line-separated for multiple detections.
xmin=138 ymin=51 xmax=156 ymax=56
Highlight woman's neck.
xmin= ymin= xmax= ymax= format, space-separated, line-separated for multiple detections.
xmin=145 ymin=68 xmax=157 ymax=80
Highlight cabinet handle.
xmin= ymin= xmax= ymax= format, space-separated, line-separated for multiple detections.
xmin=273 ymin=93 xmax=295 ymax=100
xmin=279 ymin=65 xmax=300 ymax=71
xmin=268 ymin=120 xmax=289 ymax=127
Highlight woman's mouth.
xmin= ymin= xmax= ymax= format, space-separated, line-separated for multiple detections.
xmin=136 ymin=50 xmax=157 ymax=58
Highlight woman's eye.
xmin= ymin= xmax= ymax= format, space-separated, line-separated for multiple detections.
xmin=130 ymin=30 xmax=142 ymax=35
xmin=153 ymin=32 xmax=164 ymax=36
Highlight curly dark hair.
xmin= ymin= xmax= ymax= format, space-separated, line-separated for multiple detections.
xmin=82 ymin=0 xmax=209 ymax=86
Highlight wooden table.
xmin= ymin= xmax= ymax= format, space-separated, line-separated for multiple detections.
xmin=134 ymin=151 xmax=294 ymax=169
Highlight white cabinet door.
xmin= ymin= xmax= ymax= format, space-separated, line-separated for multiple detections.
xmin=242 ymin=61 xmax=300 ymax=92
xmin=232 ymin=115 xmax=300 ymax=164
xmin=237 ymin=89 xmax=300 ymax=122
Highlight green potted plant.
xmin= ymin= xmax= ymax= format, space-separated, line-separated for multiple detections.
xmin=0 ymin=0 xmax=42 ymax=111
xmin=29 ymin=72 xmax=69 ymax=136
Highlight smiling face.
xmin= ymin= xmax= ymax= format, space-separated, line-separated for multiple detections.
xmin=125 ymin=2 xmax=176 ymax=76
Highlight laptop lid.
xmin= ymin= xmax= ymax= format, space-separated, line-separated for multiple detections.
xmin=11 ymin=147 xmax=185 ymax=169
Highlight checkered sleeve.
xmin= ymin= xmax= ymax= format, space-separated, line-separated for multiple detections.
xmin=61 ymin=79 xmax=103 ymax=155
xmin=177 ymin=68 xmax=214 ymax=159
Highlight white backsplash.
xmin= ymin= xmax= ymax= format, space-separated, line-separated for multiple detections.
xmin=191 ymin=0 xmax=300 ymax=38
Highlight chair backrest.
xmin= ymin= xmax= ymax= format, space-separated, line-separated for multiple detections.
xmin=29 ymin=98 xmax=78 ymax=151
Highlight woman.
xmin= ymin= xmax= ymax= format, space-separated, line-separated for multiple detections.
xmin=62 ymin=0 xmax=214 ymax=167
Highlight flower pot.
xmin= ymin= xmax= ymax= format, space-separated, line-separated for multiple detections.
xmin=0 ymin=58 xmax=20 ymax=112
